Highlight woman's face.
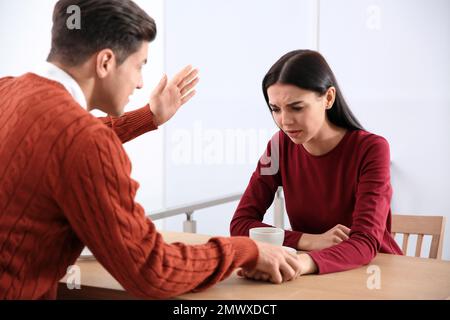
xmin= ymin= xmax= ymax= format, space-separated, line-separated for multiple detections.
xmin=267 ymin=83 xmax=334 ymax=144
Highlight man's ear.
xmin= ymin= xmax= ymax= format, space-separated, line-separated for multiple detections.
xmin=96 ymin=49 xmax=116 ymax=79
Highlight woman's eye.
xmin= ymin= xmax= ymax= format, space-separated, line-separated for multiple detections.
xmin=271 ymin=109 xmax=280 ymax=113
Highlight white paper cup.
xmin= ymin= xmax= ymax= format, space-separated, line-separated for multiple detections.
xmin=249 ymin=227 xmax=284 ymax=246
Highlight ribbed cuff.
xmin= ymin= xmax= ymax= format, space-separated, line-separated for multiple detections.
xmin=126 ymin=104 xmax=158 ymax=133
xmin=228 ymin=236 xmax=259 ymax=270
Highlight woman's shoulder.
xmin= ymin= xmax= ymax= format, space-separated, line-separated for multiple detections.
xmin=350 ymin=129 xmax=389 ymax=148
xmin=349 ymin=130 xmax=391 ymax=161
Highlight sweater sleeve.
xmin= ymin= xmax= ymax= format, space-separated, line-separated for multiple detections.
xmin=308 ymin=136 xmax=393 ymax=274
xmin=53 ymin=126 xmax=258 ymax=299
xmin=230 ymin=132 xmax=303 ymax=248
xmin=97 ymin=104 xmax=158 ymax=143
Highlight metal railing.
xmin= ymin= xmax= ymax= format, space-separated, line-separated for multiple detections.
xmin=146 ymin=187 xmax=285 ymax=233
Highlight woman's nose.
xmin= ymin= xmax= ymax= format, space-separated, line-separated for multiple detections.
xmin=280 ymin=111 xmax=294 ymax=126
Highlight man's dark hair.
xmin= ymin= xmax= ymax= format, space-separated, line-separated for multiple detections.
xmin=47 ymin=0 xmax=157 ymax=66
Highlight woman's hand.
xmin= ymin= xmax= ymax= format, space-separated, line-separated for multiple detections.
xmin=149 ymin=65 xmax=199 ymax=126
xmin=298 ymin=224 xmax=350 ymax=251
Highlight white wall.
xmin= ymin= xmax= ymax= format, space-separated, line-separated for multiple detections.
xmin=163 ymin=0 xmax=319 ymax=235
xmin=0 ymin=1 xmax=55 ymax=76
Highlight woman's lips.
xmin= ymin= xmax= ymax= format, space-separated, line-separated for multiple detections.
xmin=286 ymin=130 xmax=302 ymax=138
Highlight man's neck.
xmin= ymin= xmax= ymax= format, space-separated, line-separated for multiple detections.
xmin=49 ymin=60 xmax=94 ymax=111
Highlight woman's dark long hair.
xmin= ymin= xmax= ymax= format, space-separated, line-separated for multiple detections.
xmin=262 ymin=50 xmax=364 ymax=131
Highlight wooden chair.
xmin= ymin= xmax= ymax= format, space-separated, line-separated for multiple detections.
xmin=391 ymin=214 xmax=446 ymax=259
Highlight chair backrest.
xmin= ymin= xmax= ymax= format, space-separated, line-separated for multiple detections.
xmin=391 ymin=214 xmax=446 ymax=259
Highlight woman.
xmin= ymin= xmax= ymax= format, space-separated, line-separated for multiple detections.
xmin=231 ymin=50 xmax=403 ymax=277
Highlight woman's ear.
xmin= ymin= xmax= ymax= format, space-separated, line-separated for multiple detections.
xmin=96 ymin=49 xmax=116 ymax=79
xmin=325 ymin=86 xmax=336 ymax=109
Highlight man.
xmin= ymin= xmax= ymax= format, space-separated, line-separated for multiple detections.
xmin=0 ymin=0 xmax=304 ymax=299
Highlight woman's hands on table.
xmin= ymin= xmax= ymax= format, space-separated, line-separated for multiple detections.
xmin=297 ymin=224 xmax=350 ymax=251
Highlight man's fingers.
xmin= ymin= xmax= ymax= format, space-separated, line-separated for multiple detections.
xmin=284 ymin=253 xmax=302 ymax=278
xmin=154 ymin=74 xmax=168 ymax=94
xmin=260 ymin=273 xmax=270 ymax=282
xmin=180 ymin=77 xmax=200 ymax=96
xmin=257 ymin=272 xmax=270 ymax=282
xmin=172 ymin=65 xmax=195 ymax=86
xmin=279 ymin=260 xmax=296 ymax=282
xmin=240 ymin=269 xmax=258 ymax=280
xmin=253 ymin=272 xmax=263 ymax=281
xmin=268 ymin=266 xmax=283 ymax=284
xmin=180 ymin=90 xmax=196 ymax=105
xmin=241 ymin=270 xmax=271 ymax=282
xmin=179 ymin=68 xmax=199 ymax=87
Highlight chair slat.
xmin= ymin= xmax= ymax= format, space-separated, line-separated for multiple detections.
xmin=415 ymin=234 xmax=424 ymax=257
xmin=429 ymin=235 xmax=440 ymax=259
xmin=392 ymin=214 xmax=446 ymax=259
xmin=402 ymin=233 xmax=409 ymax=254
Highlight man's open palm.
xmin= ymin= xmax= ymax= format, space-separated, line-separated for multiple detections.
xmin=149 ymin=65 xmax=199 ymax=126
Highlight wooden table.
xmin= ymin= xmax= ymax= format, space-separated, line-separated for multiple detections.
xmin=58 ymin=231 xmax=450 ymax=300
